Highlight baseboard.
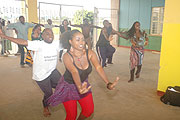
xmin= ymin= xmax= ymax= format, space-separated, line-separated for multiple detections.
xmin=157 ymin=90 xmax=165 ymax=96
xmin=118 ymin=45 xmax=160 ymax=52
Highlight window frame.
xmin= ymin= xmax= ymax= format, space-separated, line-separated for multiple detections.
xmin=150 ymin=7 xmax=164 ymax=36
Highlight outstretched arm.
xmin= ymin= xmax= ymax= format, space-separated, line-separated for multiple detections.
xmin=54 ymin=25 xmax=61 ymax=27
xmin=69 ymin=21 xmax=82 ymax=28
xmin=0 ymin=29 xmax=28 ymax=46
xmin=112 ymin=29 xmax=129 ymax=40
xmin=91 ymin=24 xmax=102 ymax=29
xmin=32 ymin=22 xmax=44 ymax=27
xmin=63 ymin=53 xmax=91 ymax=94
xmin=89 ymin=50 xmax=119 ymax=90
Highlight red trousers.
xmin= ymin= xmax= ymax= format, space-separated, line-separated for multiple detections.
xmin=63 ymin=93 xmax=94 ymax=120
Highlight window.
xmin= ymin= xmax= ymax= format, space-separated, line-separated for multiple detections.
xmin=0 ymin=0 xmax=26 ymax=22
xmin=150 ymin=7 xmax=164 ymax=35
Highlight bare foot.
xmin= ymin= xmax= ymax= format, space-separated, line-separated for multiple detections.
xmin=43 ymin=107 xmax=51 ymax=117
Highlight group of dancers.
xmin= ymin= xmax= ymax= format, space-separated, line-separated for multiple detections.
xmin=0 ymin=15 xmax=148 ymax=120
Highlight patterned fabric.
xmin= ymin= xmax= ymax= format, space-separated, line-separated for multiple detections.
xmin=25 ymin=50 xmax=33 ymax=65
xmin=130 ymin=46 xmax=144 ymax=70
xmin=133 ymin=35 xmax=145 ymax=47
xmin=25 ymin=33 xmax=42 ymax=65
xmin=47 ymin=76 xmax=91 ymax=106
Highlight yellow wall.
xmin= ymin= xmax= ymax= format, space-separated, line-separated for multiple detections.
xmin=157 ymin=0 xmax=180 ymax=92
xmin=27 ymin=0 xmax=38 ymax=40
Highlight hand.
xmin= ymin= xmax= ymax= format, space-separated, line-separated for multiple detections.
xmin=109 ymin=35 xmax=113 ymax=41
xmin=107 ymin=77 xmax=119 ymax=90
xmin=78 ymin=82 xmax=92 ymax=94
xmin=144 ymin=41 xmax=148 ymax=46
xmin=0 ymin=29 xmax=6 ymax=38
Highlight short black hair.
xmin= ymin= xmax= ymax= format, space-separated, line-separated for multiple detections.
xmin=62 ymin=19 xmax=68 ymax=25
xmin=103 ymin=20 xmax=109 ymax=25
xmin=32 ymin=24 xmax=41 ymax=32
xmin=19 ymin=16 xmax=24 ymax=20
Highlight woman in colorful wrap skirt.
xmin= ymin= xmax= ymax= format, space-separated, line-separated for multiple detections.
xmin=127 ymin=21 xmax=149 ymax=83
xmin=48 ymin=30 xmax=119 ymax=120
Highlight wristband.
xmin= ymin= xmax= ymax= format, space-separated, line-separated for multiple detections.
xmin=107 ymin=82 xmax=113 ymax=90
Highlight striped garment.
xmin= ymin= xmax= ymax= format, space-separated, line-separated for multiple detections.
xmin=47 ymin=76 xmax=92 ymax=106
xmin=25 ymin=33 xmax=42 ymax=65
xmin=129 ymin=46 xmax=144 ymax=70
xmin=25 ymin=50 xmax=33 ymax=65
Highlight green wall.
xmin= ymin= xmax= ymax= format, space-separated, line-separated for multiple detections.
xmin=119 ymin=36 xmax=162 ymax=51
xmin=118 ymin=0 xmax=165 ymax=51
xmin=119 ymin=33 xmax=162 ymax=51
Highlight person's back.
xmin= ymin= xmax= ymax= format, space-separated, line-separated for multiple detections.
xmin=96 ymin=28 xmax=110 ymax=47
xmin=81 ymin=24 xmax=91 ymax=38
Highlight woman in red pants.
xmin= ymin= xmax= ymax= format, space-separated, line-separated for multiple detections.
xmin=48 ymin=30 xmax=119 ymax=120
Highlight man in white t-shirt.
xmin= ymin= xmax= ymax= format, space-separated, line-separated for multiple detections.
xmin=0 ymin=28 xmax=62 ymax=117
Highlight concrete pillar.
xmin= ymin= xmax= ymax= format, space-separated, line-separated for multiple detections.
xmin=157 ymin=0 xmax=180 ymax=94
xmin=27 ymin=0 xmax=38 ymax=23
xmin=26 ymin=0 xmax=38 ymax=40
xmin=111 ymin=0 xmax=120 ymax=45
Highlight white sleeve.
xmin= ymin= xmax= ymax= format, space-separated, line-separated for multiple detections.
xmin=27 ymin=40 xmax=42 ymax=51
xmin=54 ymin=40 xmax=63 ymax=51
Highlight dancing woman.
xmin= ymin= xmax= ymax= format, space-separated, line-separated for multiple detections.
xmin=96 ymin=20 xmax=127 ymax=67
xmin=127 ymin=21 xmax=148 ymax=82
xmin=48 ymin=30 xmax=119 ymax=120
